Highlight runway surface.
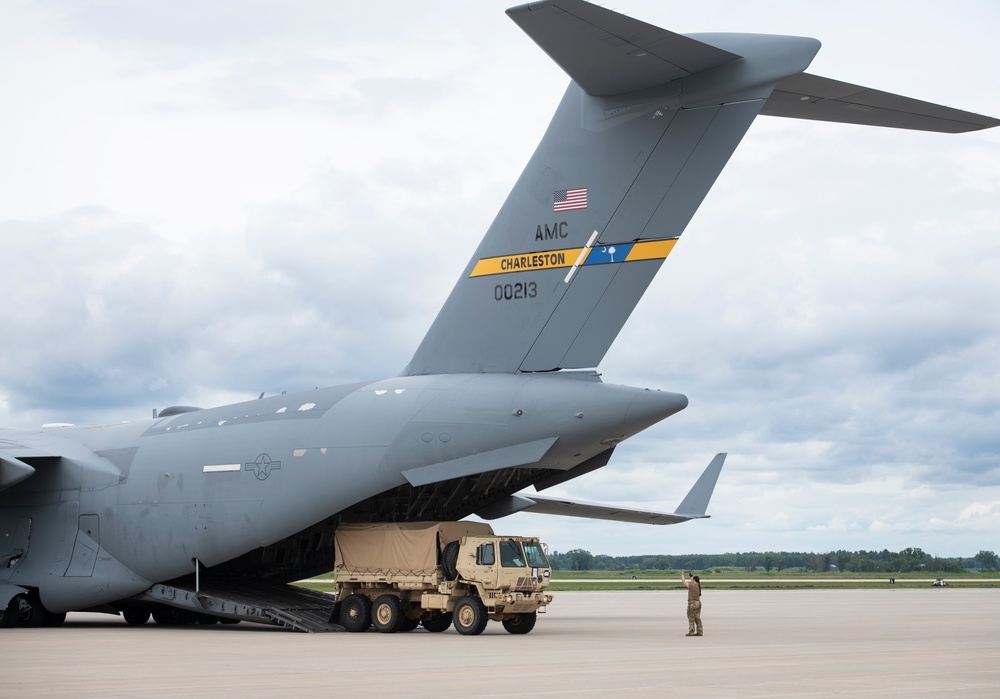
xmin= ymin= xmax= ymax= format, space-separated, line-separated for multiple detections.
xmin=2 ymin=589 xmax=997 ymax=698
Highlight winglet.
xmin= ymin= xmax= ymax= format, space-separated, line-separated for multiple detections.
xmin=477 ymin=453 xmax=726 ymax=525
xmin=673 ymin=452 xmax=726 ymax=518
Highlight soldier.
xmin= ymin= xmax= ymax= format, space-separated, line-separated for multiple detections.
xmin=681 ymin=569 xmax=702 ymax=636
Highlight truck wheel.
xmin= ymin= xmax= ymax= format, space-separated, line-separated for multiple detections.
xmin=372 ymin=594 xmax=403 ymax=633
xmin=442 ymin=541 xmax=460 ymax=580
xmin=421 ymin=612 xmax=452 ymax=633
xmin=398 ymin=616 xmax=420 ymax=632
xmin=340 ymin=594 xmax=372 ymax=632
xmin=453 ymin=596 xmax=488 ymax=636
xmin=399 ymin=616 xmax=420 ymax=632
xmin=502 ymin=611 xmax=537 ymax=635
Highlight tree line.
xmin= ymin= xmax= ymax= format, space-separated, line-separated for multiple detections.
xmin=547 ymin=547 xmax=1000 ymax=574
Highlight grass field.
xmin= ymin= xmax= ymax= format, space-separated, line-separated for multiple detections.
xmin=297 ymin=568 xmax=1000 ymax=592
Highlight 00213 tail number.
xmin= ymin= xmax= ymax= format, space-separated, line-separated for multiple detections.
xmin=494 ymin=281 xmax=538 ymax=301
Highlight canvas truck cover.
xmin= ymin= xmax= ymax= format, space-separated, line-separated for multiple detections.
xmin=334 ymin=521 xmax=495 ymax=575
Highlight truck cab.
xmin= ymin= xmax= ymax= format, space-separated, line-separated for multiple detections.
xmin=450 ymin=535 xmax=552 ymax=633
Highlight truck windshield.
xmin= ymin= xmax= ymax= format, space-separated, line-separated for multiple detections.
xmin=523 ymin=541 xmax=548 ymax=568
xmin=499 ymin=540 xmax=525 ymax=567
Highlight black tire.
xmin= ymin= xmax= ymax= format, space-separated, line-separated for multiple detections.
xmin=371 ymin=594 xmax=403 ymax=633
xmin=399 ymin=616 xmax=420 ymax=632
xmin=442 ymin=541 xmax=460 ymax=580
xmin=502 ymin=611 xmax=537 ymax=635
xmin=453 ymin=596 xmax=488 ymax=636
xmin=123 ymin=609 xmax=151 ymax=626
xmin=421 ymin=612 xmax=452 ymax=633
xmin=151 ymin=609 xmax=173 ymax=625
xmin=0 ymin=597 xmax=20 ymax=628
xmin=339 ymin=594 xmax=372 ymax=632
xmin=18 ymin=592 xmax=46 ymax=628
xmin=152 ymin=607 xmax=194 ymax=625
xmin=42 ymin=611 xmax=67 ymax=627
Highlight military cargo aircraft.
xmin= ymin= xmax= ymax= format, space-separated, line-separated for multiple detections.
xmin=2 ymin=0 xmax=997 ymax=629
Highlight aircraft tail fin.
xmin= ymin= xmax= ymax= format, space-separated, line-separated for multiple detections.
xmin=404 ymin=1 xmax=820 ymax=376
xmin=403 ymin=0 xmax=997 ymax=377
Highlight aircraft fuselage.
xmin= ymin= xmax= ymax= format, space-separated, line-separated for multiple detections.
xmin=1 ymin=372 xmax=686 ymax=613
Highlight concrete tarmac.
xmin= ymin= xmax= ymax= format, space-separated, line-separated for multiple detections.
xmin=2 ymin=589 xmax=997 ymax=698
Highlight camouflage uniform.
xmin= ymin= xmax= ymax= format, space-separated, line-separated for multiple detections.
xmin=686 ymin=579 xmax=702 ymax=635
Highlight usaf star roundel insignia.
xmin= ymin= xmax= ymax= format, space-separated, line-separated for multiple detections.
xmin=245 ymin=453 xmax=282 ymax=480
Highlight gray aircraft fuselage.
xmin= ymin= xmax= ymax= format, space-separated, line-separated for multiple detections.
xmin=2 ymin=373 xmax=684 ymax=613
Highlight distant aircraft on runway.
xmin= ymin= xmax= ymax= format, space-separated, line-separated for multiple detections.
xmin=2 ymin=0 xmax=996 ymax=629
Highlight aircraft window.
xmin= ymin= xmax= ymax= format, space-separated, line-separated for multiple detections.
xmin=523 ymin=542 xmax=548 ymax=568
xmin=478 ymin=543 xmax=495 ymax=565
xmin=499 ymin=540 xmax=525 ymax=567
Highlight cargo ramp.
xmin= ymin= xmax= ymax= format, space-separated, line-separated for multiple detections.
xmin=134 ymin=579 xmax=342 ymax=632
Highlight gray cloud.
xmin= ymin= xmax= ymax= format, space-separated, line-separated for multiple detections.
xmin=1 ymin=0 xmax=998 ymax=556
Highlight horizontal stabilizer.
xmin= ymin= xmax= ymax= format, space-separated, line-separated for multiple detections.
xmin=402 ymin=437 xmax=558 ymax=487
xmin=762 ymin=72 xmax=1000 ymax=133
xmin=478 ymin=453 xmax=726 ymax=525
xmin=507 ymin=0 xmax=740 ymax=96
xmin=508 ymin=494 xmax=696 ymax=525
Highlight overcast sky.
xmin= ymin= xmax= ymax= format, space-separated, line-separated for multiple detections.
xmin=2 ymin=0 xmax=999 ymax=560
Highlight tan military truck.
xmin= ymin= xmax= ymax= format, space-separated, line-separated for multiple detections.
xmin=332 ymin=521 xmax=553 ymax=635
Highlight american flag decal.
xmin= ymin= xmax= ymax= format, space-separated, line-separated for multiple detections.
xmin=553 ymin=187 xmax=587 ymax=212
